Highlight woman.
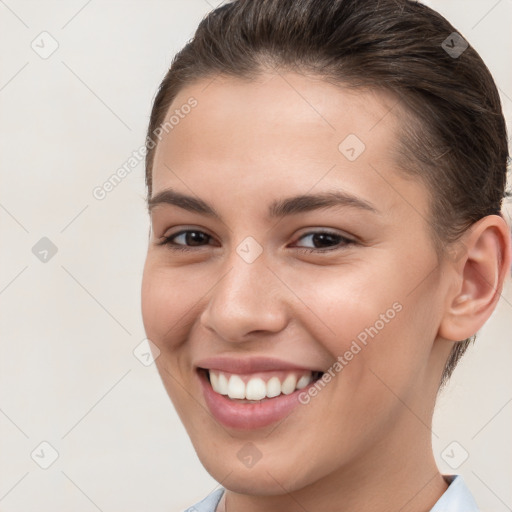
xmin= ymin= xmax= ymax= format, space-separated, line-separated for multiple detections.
xmin=140 ymin=0 xmax=511 ymax=510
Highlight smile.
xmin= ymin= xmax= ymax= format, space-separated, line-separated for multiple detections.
xmin=206 ymin=369 xmax=323 ymax=402
xmin=196 ymin=364 xmax=325 ymax=429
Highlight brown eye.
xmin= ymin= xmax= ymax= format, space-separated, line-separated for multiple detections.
xmin=293 ymin=231 xmax=355 ymax=253
xmin=158 ymin=230 xmax=213 ymax=250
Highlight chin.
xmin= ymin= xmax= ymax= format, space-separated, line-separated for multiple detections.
xmin=197 ymin=447 xmax=317 ymax=496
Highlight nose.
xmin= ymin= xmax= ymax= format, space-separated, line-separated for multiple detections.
xmin=199 ymin=248 xmax=289 ymax=343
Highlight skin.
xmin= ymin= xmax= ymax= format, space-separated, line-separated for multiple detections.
xmin=141 ymin=72 xmax=511 ymax=512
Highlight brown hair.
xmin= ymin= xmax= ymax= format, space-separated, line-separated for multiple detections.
xmin=144 ymin=0 xmax=510 ymax=385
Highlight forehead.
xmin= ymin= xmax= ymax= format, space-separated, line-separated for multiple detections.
xmin=151 ymin=72 xmax=428 ymax=221
xmin=155 ymin=72 xmax=400 ymax=161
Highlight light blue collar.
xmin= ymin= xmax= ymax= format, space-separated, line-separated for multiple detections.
xmin=430 ymin=475 xmax=480 ymax=511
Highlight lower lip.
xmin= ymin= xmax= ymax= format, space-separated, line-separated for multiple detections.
xmin=198 ymin=369 xmax=316 ymax=430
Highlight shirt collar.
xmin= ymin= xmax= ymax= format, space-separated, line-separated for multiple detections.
xmin=430 ymin=475 xmax=480 ymax=512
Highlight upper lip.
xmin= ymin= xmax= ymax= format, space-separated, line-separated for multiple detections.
xmin=195 ymin=355 xmax=323 ymax=374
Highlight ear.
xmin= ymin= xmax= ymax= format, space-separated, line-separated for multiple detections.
xmin=438 ymin=214 xmax=511 ymax=341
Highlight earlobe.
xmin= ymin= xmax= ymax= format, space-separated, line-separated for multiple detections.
xmin=438 ymin=215 xmax=511 ymax=342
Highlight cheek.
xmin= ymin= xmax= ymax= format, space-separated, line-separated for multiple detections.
xmin=141 ymin=261 xmax=197 ymax=345
xmin=290 ymin=259 xmax=437 ymax=395
xmin=290 ymin=264 xmax=404 ymax=351
xmin=141 ymin=262 xmax=200 ymax=414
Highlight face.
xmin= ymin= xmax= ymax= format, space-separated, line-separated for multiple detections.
xmin=141 ymin=72 xmax=453 ymax=495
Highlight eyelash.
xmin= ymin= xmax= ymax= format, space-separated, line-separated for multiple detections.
xmin=157 ymin=229 xmax=356 ymax=254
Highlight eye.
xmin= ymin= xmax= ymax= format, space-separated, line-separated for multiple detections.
xmin=291 ymin=230 xmax=355 ymax=253
xmin=157 ymin=228 xmax=356 ymax=254
xmin=157 ymin=229 xmax=215 ymax=251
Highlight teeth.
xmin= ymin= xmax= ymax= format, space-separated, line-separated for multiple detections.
xmin=245 ymin=378 xmax=267 ymax=400
xmin=208 ymin=370 xmax=315 ymax=400
xmin=227 ymin=375 xmax=245 ymax=399
xmin=217 ymin=373 xmax=229 ymax=395
xmin=209 ymin=371 xmax=219 ymax=391
xmin=296 ymin=374 xmax=311 ymax=389
xmin=266 ymin=376 xmax=281 ymax=398
xmin=281 ymin=374 xmax=297 ymax=395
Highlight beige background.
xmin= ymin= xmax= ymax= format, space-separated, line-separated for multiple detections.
xmin=0 ymin=1 xmax=511 ymax=511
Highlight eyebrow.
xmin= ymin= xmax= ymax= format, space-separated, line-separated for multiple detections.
xmin=148 ymin=187 xmax=378 ymax=219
